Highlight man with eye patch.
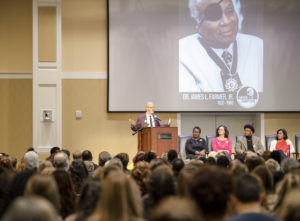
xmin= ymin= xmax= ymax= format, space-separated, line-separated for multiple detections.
xmin=179 ymin=0 xmax=263 ymax=93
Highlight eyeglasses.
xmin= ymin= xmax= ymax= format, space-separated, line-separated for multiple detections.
xmin=199 ymin=0 xmax=223 ymax=25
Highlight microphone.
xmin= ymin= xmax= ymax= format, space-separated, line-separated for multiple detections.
xmin=153 ymin=115 xmax=161 ymax=121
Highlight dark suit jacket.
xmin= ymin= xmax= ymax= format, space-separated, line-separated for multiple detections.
xmin=235 ymin=135 xmax=264 ymax=154
xmin=131 ymin=114 xmax=168 ymax=132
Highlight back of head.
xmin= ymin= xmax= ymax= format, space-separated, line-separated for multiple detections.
xmin=217 ymin=155 xmax=230 ymax=168
xmin=0 ymin=157 xmax=13 ymax=170
xmin=82 ymin=150 xmax=93 ymax=161
xmin=72 ymin=150 xmax=82 ymax=160
xmin=188 ymin=165 xmax=233 ymax=219
xmin=25 ymin=174 xmax=60 ymax=212
xmin=98 ymin=151 xmax=112 ymax=166
xmin=274 ymin=173 xmax=300 ymax=213
xmin=233 ymin=175 xmax=262 ymax=203
xmin=251 ymin=165 xmax=273 ymax=194
xmin=93 ymin=170 xmax=142 ymax=221
xmin=24 ymin=151 xmax=39 ymax=170
xmin=2 ymin=196 xmax=59 ymax=221
xmin=265 ymin=158 xmax=280 ymax=173
xmin=245 ymin=156 xmax=264 ymax=172
xmin=177 ymin=165 xmax=199 ymax=197
xmin=279 ymin=189 xmax=300 ymax=221
xmin=131 ymin=161 xmax=150 ymax=196
xmin=206 ymin=157 xmax=217 ymax=166
xmin=150 ymin=196 xmax=203 ymax=221
xmin=172 ymin=158 xmax=184 ymax=177
xmin=53 ymin=152 xmax=69 ymax=170
xmin=69 ymin=160 xmax=89 ymax=194
xmin=149 ymin=158 xmax=169 ymax=171
xmin=149 ymin=166 xmax=175 ymax=204
xmin=38 ymin=160 xmax=53 ymax=173
xmin=107 ymin=157 xmax=123 ymax=170
xmin=281 ymin=158 xmax=299 ymax=174
xmin=77 ymin=178 xmax=102 ymax=221
xmin=133 ymin=152 xmax=145 ymax=165
xmin=114 ymin=154 xmax=128 ymax=170
xmin=50 ymin=146 xmax=60 ymax=155
xmin=144 ymin=151 xmax=157 ymax=163
xmin=167 ymin=150 xmax=178 ymax=163
xmin=230 ymin=160 xmax=248 ymax=178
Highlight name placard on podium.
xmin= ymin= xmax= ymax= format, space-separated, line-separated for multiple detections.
xmin=138 ymin=127 xmax=178 ymax=156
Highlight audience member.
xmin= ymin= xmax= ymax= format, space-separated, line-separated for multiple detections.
xmin=24 ymin=174 xmax=61 ymax=214
xmin=98 ymin=151 xmax=112 ymax=166
xmin=229 ymin=174 xmax=279 ymax=221
xmin=171 ymin=158 xmax=184 ymax=178
xmin=38 ymin=160 xmax=53 ymax=173
xmin=150 ymin=196 xmax=203 ymax=221
xmin=132 ymin=152 xmax=145 ymax=166
xmin=65 ymin=178 xmax=102 ymax=221
xmin=87 ymin=170 xmax=143 ymax=221
xmin=217 ymin=155 xmax=230 ymax=168
xmin=53 ymin=151 xmax=69 ymax=171
xmin=53 ymin=169 xmax=76 ymax=219
xmin=167 ymin=149 xmax=178 ymax=163
xmin=2 ymin=196 xmax=59 ymax=221
xmin=24 ymin=151 xmax=39 ymax=171
xmin=188 ymin=165 xmax=233 ymax=221
xmin=69 ymin=160 xmax=89 ymax=194
xmin=82 ymin=150 xmax=98 ymax=170
xmin=131 ymin=161 xmax=151 ymax=196
xmin=143 ymin=165 xmax=175 ymax=220
xmin=144 ymin=151 xmax=157 ymax=163
xmin=73 ymin=150 xmax=82 ymax=161
xmin=245 ymin=156 xmax=264 ymax=172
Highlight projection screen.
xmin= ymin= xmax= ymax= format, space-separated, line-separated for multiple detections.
xmin=108 ymin=0 xmax=300 ymax=112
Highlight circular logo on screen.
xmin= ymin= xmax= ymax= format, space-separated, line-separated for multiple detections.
xmin=236 ymin=86 xmax=259 ymax=109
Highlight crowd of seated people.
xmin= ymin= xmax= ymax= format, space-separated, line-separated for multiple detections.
xmin=0 ymin=129 xmax=300 ymax=221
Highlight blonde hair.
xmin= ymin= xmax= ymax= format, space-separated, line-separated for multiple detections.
xmin=273 ymin=173 xmax=300 ymax=215
xmin=87 ymin=170 xmax=142 ymax=221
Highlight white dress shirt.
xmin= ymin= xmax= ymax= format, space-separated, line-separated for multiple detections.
xmin=146 ymin=113 xmax=155 ymax=127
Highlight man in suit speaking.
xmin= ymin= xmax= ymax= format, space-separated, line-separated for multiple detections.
xmin=129 ymin=102 xmax=172 ymax=132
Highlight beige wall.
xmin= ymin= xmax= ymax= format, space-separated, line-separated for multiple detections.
xmin=265 ymin=113 xmax=300 ymax=146
xmin=62 ymin=0 xmax=107 ymax=72
xmin=62 ymin=79 xmax=177 ymax=162
xmin=0 ymin=80 xmax=32 ymax=160
xmin=0 ymin=0 xmax=32 ymax=73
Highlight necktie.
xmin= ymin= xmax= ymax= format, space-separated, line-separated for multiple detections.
xmin=150 ymin=115 xmax=153 ymax=127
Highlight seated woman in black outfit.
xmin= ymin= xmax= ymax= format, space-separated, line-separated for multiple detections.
xmin=185 ymin=126 xmax=207 ymax=159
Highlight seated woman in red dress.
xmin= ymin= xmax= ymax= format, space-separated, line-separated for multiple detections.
xmin=270 ymin=128 xmax=295 ymax=157
xmin=212 ymin=125 xmax=232 ymax=156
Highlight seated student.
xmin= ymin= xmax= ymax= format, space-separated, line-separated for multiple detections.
xmin=185 ymin=126 xmax=206 ymax=158
xmin=212 ymin=125 xmax=232 ymax=156
xmin=270 ymin=129 xmax=295 ymax=157
xmin=228 ymin=174 xmax=279 ymax=221
xmin=235 ymin=124 xmax=264 ymax=154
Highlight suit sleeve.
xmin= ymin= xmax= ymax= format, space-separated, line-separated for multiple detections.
xmin=255 ymin=137 xmax=264 ymax=154
xmin=131 ymin=117 xmax=142 ymax=131
xmin=235 ymin=139 xmax=243 ymax=154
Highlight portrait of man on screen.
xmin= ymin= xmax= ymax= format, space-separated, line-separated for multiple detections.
xmin=179 ymin=0 xmax=263 ymax=93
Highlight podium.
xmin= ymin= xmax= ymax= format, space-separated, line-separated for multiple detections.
xmin=138 ymin=127 xmax=178 ymax=156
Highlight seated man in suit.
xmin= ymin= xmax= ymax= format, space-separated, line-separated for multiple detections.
xmin=235 ymin=124 xmax=264 ymax=154
xmin=128 ymin=102 xmax=172 ymax=132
